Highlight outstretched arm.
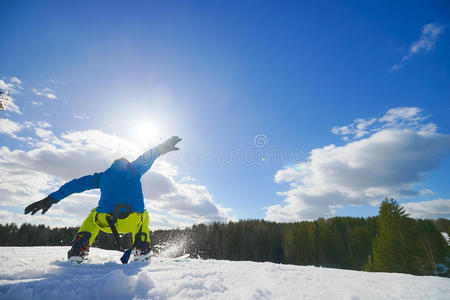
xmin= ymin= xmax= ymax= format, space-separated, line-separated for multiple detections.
xmin=49 ymin=172 xmax=102 ymax=201
xmin=24 ymin=172 xmax=102 ymax=215
xmin=131 ymin=136 xmax=182 ymax=176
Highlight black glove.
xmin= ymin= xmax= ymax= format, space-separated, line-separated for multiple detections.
xmin=157 ymin=136 xmax=182 ymax=155
xmin=24 ymin=196 xmax=57 ymax=215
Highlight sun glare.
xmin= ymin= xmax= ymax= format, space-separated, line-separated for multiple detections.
xmin=132 ymin=121 xmax=162 ymax=145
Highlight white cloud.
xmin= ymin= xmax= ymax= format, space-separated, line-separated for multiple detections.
xmin=419 ymin=189 xmax=434 ymax=195
xmin=331 ymin=118 xmax=376 ymax=139
xmin=46 ymin=193 xmax=101 ymax=220
xmin=38 ymin=121 xmax=51 ymax=128
xmin=392 ymin=23 xmax=445 ymax=71
xmin=147 ymin=212 xmax=193 ymax=230
xmin=23 ymin=121 xmax=52 ymax=129
xmin=35 ymin=128 xmax=55 ymax=140
xmin=0 ymin=119 xmax=231 ymax=228
xmin=266 ymin=107 xmax=450 ymax=222
xmin=5 ymin=101 xmax=22 ymax=115
xmin=0 ymin=119 xmax=54 ymax=142
xmin=391 ymin=64 xmax=402 ymax=71
xmin=181 ymin=175 xmax=196 ymax=182
xmin=0 ymin=118 xmax=26 ymax=141
xmin=403 ymin=199 xmax=450 ymax=219
xmin=332 ymin=107 xmax=431 ymax=141
xmin=73 ymin=113 xmax=90 ymax=120
xmin=32 ymin=88 xmax=57 ymax=100
xmin=0 ymin=118 xmax=22 ymax=136
xmin=379 ymin=107 xmax=421 ymax=122
xmin=31 ymin=101 xmax=44 ymax=106
xmin=150 ymin=183 xmax=231 ymax=223
xmin=406 ymin=23 xmax=444 ymax=58
xmin=0 ymin=209 xmax=81 ymax=228
xmin=0 ymin=165 xmax=57 ymax=206
xmin=0 ymin=77 xmax=23 ymax=94
xmin=10 ymin=77 xmax=22 ymax=85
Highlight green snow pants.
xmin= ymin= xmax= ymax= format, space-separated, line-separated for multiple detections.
xmin=77 ymin=207 xmax=150 ymax=246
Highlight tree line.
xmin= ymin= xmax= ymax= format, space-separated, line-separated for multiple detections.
xmin=1 ymin=199 xmax=448 ymax=276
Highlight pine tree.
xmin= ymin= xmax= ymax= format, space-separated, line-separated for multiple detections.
xmin=372 ymin=198 xmax=409 ymax=273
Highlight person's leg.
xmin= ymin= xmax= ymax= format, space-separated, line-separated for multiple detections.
xmin=68 ymin=208 xmax=101 ymax=261
xmin=132 ymin=210 xmax=151 ymax=261
xmin=115 ymin=210 xmax=151 ymax=260
xmin=133 ymin=210 xmax=150 ymax=247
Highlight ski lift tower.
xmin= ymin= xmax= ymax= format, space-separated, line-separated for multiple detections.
xmin=0 ymin=89 xmax=11 ymax=111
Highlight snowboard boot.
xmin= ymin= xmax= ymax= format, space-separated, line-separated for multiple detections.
xmin=133 ymin=232 xmax=150 ymax=262
xmin=68 ymin=232 xmax=91 ymax=263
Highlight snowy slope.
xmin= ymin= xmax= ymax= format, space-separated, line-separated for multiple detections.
xmin=0 ymin=247 xmax=449 ymax=300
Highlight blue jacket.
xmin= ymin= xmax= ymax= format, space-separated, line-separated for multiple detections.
xmin=49 ymin=147 xmax=160 ymax=213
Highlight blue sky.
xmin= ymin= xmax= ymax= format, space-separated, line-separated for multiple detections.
xmin=0 ymin=1 xmax=449 ymax=228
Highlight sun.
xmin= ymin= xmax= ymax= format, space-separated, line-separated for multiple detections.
xmin=132 ymin=121 xmax=162 ymax=145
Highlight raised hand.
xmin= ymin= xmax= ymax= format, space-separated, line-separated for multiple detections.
xmin=157 ymin=136 xmax=182 ymax=155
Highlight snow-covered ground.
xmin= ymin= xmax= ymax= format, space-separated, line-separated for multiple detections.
xmin=0 ymin=247 xmax=449 ymax=300
xmin=442 ymin=232 xmax=449 ymax=245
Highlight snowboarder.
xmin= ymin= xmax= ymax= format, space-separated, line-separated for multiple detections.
xmin=24 ymin=136 xmax=182 ymax=263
